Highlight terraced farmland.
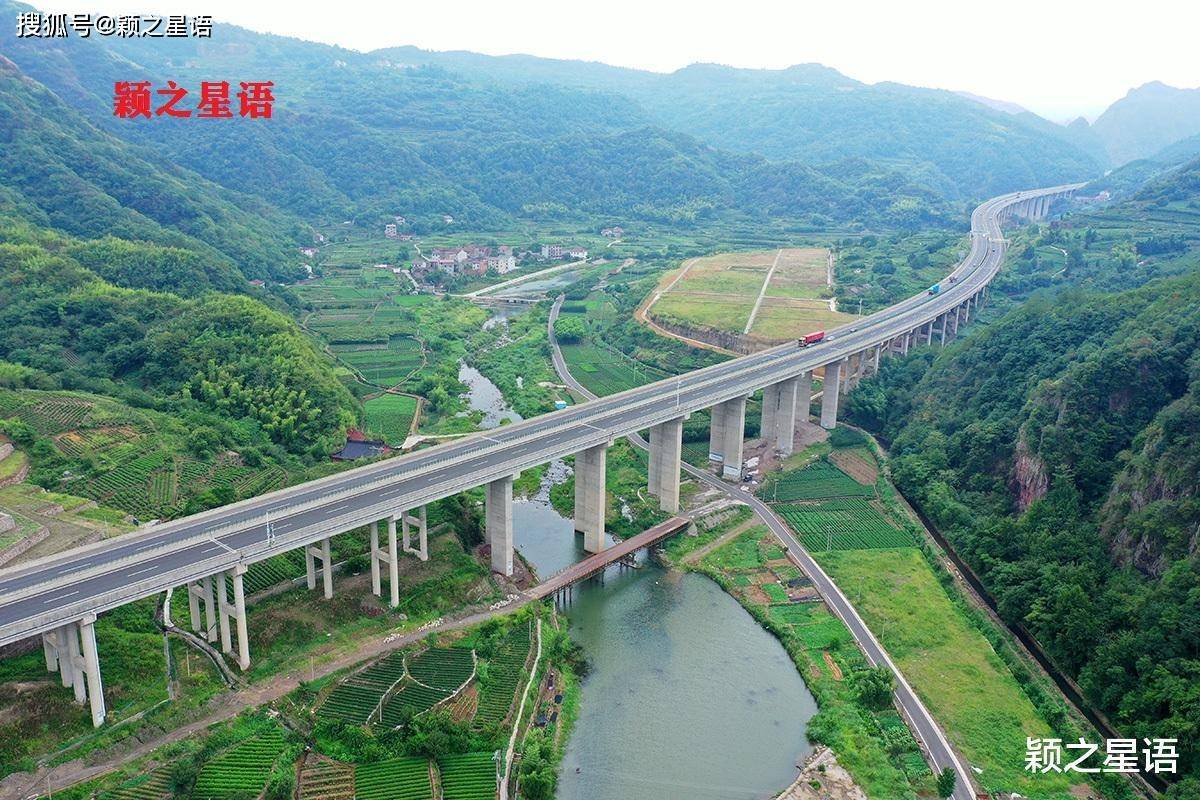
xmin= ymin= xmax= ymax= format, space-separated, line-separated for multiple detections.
xmin=298 ymin=756 xmax=354 ymax=800
xmin=379 ymin=681 xmax=452 ymax=727
xmin=102 ymin=767 xmax=172 ymax=800
xmin=335 ymin=336 xmax=423 ymax=388
xmin=192 ymin=727 xmax=287 ymax=800
xmin=355 ymin=757 xmax=433 ymax=800
xmin=776 ymin=499 xmax=914 ymax=551
xmin=437 ymin=752 xmax=498 ymax=800
xmin=407 ymin=647 xmax=474 ymax=691
xmin=763 ymin=460 xmax=874 ymax=501
xmin=320 ymin=651 xmax=407 ymax=724
xmin=474 ymin=624 xmax=532 ymax=727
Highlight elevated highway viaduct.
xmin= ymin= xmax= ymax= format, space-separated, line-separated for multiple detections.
xmin=0 ymin=184 xmax=1079 ymax=727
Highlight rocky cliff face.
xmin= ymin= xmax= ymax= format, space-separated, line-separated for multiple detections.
xmin=1100 ymin=390 xmax=1200 ymax=578
xmin=1011 ymin=435 xmax=1049 ymax=512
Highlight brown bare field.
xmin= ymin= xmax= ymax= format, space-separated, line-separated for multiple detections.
xmin=647 ymin=247 xmax=854 ymax=339
xmin=828 ymin=449 xmax=879 ymax=485
xmin=749 ymin=297 xmax=857 ymax=338
xmin=767 ymin=247 xmax=830 ymax=299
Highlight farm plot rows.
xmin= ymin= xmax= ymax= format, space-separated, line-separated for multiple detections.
xmin=298 ymin=757 xmax=355 ymax=800
xmin=474 ymin=624 xmax=531 ymax=727
xmin=437 ymin=752 xmax=498 ymax=800
xmin=12 ymin=398 xmax=93 ymax=434
xmin=336 ymin=336 xmax=423 ymax=388
xmin=363 ymin=394 xmax=419 ymax=445
xmin=102 ymin=767 xmax=172 ymax=800
xmin=243 ymin=550 xmax=307 ymax=595
xmin=380 ymin=682 xmax=453 ymax=727
xmin=559 ymin=342 xmax=670 ymax=396
xmin=192 ymin=727 xmax=286 ymax=800
xmin=763 ymin=459 xmax=875 ymax=501
xmin=320 ymin=651 xmax=408 ymax=724
xmin=355 ymin=757 xmax=433 ymax=800
xmin=407 ymin=647 xmax=474 ymax=691
xmin=776 ymin=499 xmax=914 ymax=551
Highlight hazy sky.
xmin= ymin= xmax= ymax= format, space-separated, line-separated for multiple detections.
xmin=36 ymin=0 xmax=1200 ymax=120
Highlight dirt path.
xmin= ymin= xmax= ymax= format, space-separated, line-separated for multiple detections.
xmin=0 ymin=596 xmax=534 ymax=800
xmin=682 ymin=517 xmax=759 ymax=565
xmin=743 ymin=249 xmax=782 ymax=334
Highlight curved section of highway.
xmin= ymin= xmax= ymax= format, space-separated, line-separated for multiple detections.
xmin=0 ymin=185 xmax=1078 ymax=661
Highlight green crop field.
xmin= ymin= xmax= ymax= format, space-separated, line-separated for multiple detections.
xmin=102 ymin=767 xmax=172 ymax=800
xmin=437 ymin=752 xmax=498 ymax=800
xmin=761 ymin=459 xmax=874 ymax=501
xmin=701 ymin=532 xmax=764 ymax=572
xmin=363 ymin=394 xmax=419 ymax=445
xmin=380 ymin=681 xmax=453 ymax=726
xmin=192 ymin=727 xmax=286 ymax=800
xmin=474 ymin=623 xmax=531 ymax=727
xmin=558 ymin=342 xmax=670 ymax=396
xmin=761 ymin=582 xmax=788 ymax=602
xmin=335 ymin=336 xmax=423 ymax=388
xmin=776 ymin=499 xmax=914 ymax=551
xmin=407 ymin=647 xmax=474 ymax=691
xmin=355 ymin=757 xmax=433 ymax=800
xmin=321 ymin=651 xmax=408 ymax=724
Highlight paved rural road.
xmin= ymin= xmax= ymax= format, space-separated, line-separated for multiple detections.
xmin=548 ymin=295 xmax=977 ymax=800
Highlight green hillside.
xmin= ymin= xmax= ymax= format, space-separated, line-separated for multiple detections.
xmin=845 ymin=173 xmax=1200 ymax=794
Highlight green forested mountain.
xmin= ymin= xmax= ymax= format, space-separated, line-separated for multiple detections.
xmin=370 ymin=49 xmax=1103 ymax=199
xmin=0 ymin=56 xmax=309 ymax=285
xmin=0 ymin=6 xmax=951 ymax=232
xmin=0 ymin=222 xmax=356 ymax=458
xmin=846 ymin=173 xmax=1200 ymax=794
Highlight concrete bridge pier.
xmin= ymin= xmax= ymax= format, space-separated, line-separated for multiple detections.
xmin=79 ymin=614 xmax=106 ymax=726
xmin=401 ymin=506 xmax=429 ymax=561
xmin=387 ymin=517 xmax=401 ymax=605
xmin=648 ymin=417 xmax=684 ymax=512
xmin=708 ymin=396 xmax=747 ymax=479
xmin=215 ymin=566 xmax=251 ymax=670
xmin=759 ymin=377 xmax=798 ymax=454
xmin=795 ymin=371 xmax=813 ymax=424
xmin=369 ymin=520 xmax=381 ymax=596
xmin=820 ymin=359 xmax=845 ymax=429
xmin=488 ymin=474 xmax=515 ymax=576
xmin=186 ymin=578 xmax=218 ymax=641
xmin=305 ymin=537 xmax=334 ymax=599
xmin=575 ymin=443 xmax=609 ymax=552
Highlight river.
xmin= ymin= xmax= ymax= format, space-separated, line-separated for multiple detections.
xmin=462 ymin=316 xmax=817 ymax=800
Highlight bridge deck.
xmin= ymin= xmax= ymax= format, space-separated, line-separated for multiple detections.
xmin=529 ymin=516 xmax=690 ymax=599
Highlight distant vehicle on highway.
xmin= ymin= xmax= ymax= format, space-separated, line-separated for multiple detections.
xmin=799 ymin=330 xmax=826 ymax=346
xmin=927 ymin=283 xmax=941 ymax=295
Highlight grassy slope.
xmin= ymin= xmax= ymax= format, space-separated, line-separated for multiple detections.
xmin=816 ymin=549 xmax=1077 ymax=799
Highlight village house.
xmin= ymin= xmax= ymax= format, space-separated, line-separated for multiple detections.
xmin=568 ymin=246 xmax=588 ymax=260
xmin=384 ymin=223 xmax=398 ymax=238
xmin=541 ymin=243 xmax=566 ymax=259
xmin=601 ymin=226 xmax=624 ymax=238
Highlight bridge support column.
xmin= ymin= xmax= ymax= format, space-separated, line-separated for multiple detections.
xmin=369 ymin=521 xmax=381 ymax=597
xmin=855 ymin=350 xmax=869 ymax=385
xmin=215 ymin=573 xmax=232 ymax=656
xmin=202 ymin=576 xmax=217 ymax=642
xmin=575 ymin=443 xmax=609 ymax=552
xmin=795 ymin=371 xmax=813 ymax=425
xmin=820 ymin=359 xmax=844 ymax=429
xmin=938 ymin=314 xmax=948 ymax=346
xmin=79 ymin=614 xmax=106 ymax=727
xmin=402 ymin=506 xmax=428 ymax=562
xmin=773 ymin=376 xmax=800 ymax=454
xmin=387 ymin=516 xmax=400 ymax=606
xmin=872 ymin=344 xmax=882 ymax=374
xmin=708 ymin=401 xmax=727 ymax=463
xmin=488 ymin=474 xmax=514 ymax=575
xmin=710 ymin=396 xmax=747 ymax=479
xmin=42 ymin=630 xmax=58 ymax=673
xmin=65 ymin=621 xmax=86 ymax=705
xmin=306 ymin=537 xmax=334 ymax=599
xmin=648 ymin=417 xmax=684 ymax=512
xmin=53 ymin=626 xmax=74 ymax=689
xmin=230 ymin=566 xmax=250 ymax=671
xmin=760 ymin=383 xmax=780 ymax=445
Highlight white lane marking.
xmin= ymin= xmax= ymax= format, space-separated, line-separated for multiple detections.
xmin=44 ymin=590 xmax=79 ymax=604
xmin=128 ymin=565 xmax=156 ymax=577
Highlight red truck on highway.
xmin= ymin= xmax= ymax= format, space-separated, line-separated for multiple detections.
xmin=800 ymin=331 xmax=825 ymax=346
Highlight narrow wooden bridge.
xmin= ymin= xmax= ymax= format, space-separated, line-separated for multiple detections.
xmin=529 ymin=516 xmax=690 ymax=601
